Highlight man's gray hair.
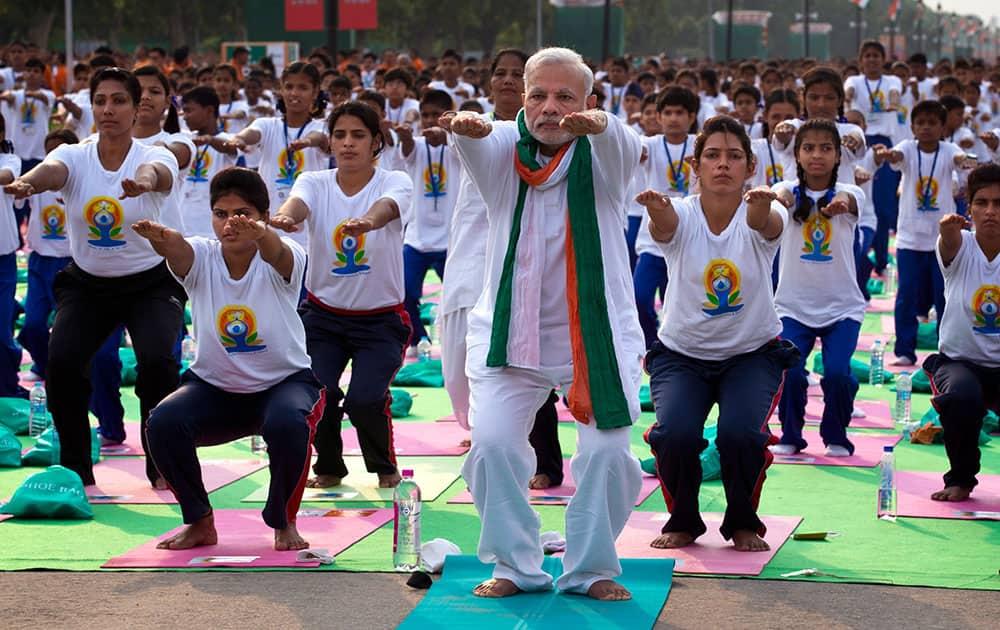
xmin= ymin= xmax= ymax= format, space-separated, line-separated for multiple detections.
xmin=524 ymin=47 xmax=594 ymax=97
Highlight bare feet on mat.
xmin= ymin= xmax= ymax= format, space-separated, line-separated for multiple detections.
xmin=931 ymin=486 xmax=972 ymax=501
xmin=650 ymin=531 xmax=694 ymax=549
xmin=378 ymin=471 xmax=402 ymax=488
xmin=587 ymin=579 xmax=632 ymax=601
xmin=153 ymin=477 xmax=169 ymax=490
xmin=473 ymin=578 xmax=521 ymax=598
xmin=459 ymin=438 xmax=471 ymax=448
xmin=157 ymin=513 xmax=217 ymax=550
xmin=732 ymin=529 xmax=770 ymax=552
xmin=528 ymin=474 xmax=553 ymax=489
xmin=306 ymin=474 xmax=342 ymax=488
xmin=274 ymin=522 xmax=310 ymax=550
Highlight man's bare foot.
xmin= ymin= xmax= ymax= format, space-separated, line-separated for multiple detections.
xmin=378 ymin=472 xmax=402 ymax=488
xmin=274 ymin=522 xmax=309 ymax=551
xmin=459 ymin=438 xmax=471 ymax=448
xmin=152 ymin=477 xmax=169 ymax=490
xmin=157 ymin=513 xmax=217 ymax=550
xmin=529 ymin=474 xmax=553 ymax=489
xmin=473 ymin=578 xmax=521 ymax=598
xmin=931 ymin=486 xmax=972 ymax=501
xmin=587 ymin=579 xmax=632 ymax=601
xmin=732 ymin=529 xmax=770 ymax=552
xmin=306 ymin=474 xmax=342 ymax=488
xmin=650 ymin=531 xmax=694 ymax=549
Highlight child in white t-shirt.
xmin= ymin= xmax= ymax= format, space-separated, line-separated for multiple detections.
xmin=181 ymin=87 xmax=238 ymax=238
xmin=0 ymin=119 xmax=23 ymax=398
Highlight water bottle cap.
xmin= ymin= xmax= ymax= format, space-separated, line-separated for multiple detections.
xmin=883 ymin=445 xmax=893 ymax=452
xmin=401 ymin=469 xmax=414 ymax=477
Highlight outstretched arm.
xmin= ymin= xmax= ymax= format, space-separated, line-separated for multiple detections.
xmin=224 ymin=215 xmax=295 ymax=282
xmin=636 ymin=189 xmax=680 ymax=244
xmin=131 ymin=220 xmax=195 ymax=278
xmin=3 ymin=160 xmax=69 ymax=199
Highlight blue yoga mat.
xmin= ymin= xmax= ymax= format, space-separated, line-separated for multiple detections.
xmin=398 ymin=555 xmax=674 ymax=629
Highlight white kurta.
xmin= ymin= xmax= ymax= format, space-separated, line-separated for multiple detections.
xmin=451 ymin=112 xmax=644 ymax=594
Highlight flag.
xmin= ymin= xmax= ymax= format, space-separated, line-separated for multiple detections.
xmin=850 ymin=0 xmax=870 ymax=8
xmin=888 ymin=0 xmax=899 ymax=21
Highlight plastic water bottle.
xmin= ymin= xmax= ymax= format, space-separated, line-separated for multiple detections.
xmin=877 ymin=446 xmax=896 ymax=521
xmin=393 ymin=469 xmax=422 ymax=572
xmin=894 ymin=372 xmax=912 ymax=425
xmin=181 ymin=335 xmax=197 ymax=365
xmin=28 ymin=382 xmax=48 ymax=438
xmin=869 ymin=339 xmax=885 ymax=388
xmin=885 ymin=264 xmax=896 ymax=295
xmin=417 ymin=336 xmax=432 ymax=362
xmin=250 ymin=434 xmax=267 ymax=455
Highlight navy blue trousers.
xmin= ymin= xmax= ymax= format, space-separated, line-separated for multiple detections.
xmin=625 ymin=214 xmax=641 ymax=272
xmin=403 ymin=244 xmax=446 ymax=346
xmin=0 ymin=252 xmax=22 ymax=397
xmin=633 ymin=253 xmax=668 ymax=350
xmin=894 ymin=248 xmax=945 ymax=361
xmin=867 ymin=134 xmax=901 ymax=273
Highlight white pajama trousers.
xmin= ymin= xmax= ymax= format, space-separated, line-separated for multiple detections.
xmin=438 ymin=308 xmax=471 ymax=430
xmin=460 ymin=342 xmax=642 ymax=594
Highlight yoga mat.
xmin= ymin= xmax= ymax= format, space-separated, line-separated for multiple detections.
xmin=857 ymin=333 xmax=891 ymax=350
xmin=87 ymin=458 xmax=267 ymax=504
xmin=97 ymin=422 xmax=143 ymax=457
xmin=896 ymin=471 xmax=1000 ymax=521
xmin=0 ymin=513 xmax=12 ymax=523
xmin=447 ymin=460 xmax=661 ymax=507
xmin=397 ymin=554 xmax=673 ymax=630
xmin=883 ymin=353 xmax=932 ymax=374
xmin=102 ymin=508 xmax=392 ymax=568
xmin=437 ymin=405 xmax=576 ymax=423
xmin=342 ymin=422 xmax=469 ymax=456
xmin=609 ymin=511 xmax=801 ymax=575
xmin=770 ymin=432 xmax=902 ymax=467
xmin=866 ymin=297 xmax=896 ymax=313
xmin=403 ymin=348 xmax=443 ymax=365
xmin=881 ymin=315 xmax=895 ymax=334
xmin=242 ymin=455 xmax=463 ymax=503
xmin=769 ymin=399 xmax=895 ymax=430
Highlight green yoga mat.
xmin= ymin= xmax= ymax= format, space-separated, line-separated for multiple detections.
xmin=398 ymin=555 xmax=673 ymax=630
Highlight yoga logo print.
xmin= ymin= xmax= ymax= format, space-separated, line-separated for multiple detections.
xmin=331 ymin=221 xmax=371 ymax=276
xmin=916 ymin=176 xmax=939 ymax=211
xmin=218 ymin=306 xmax=268 ymax=354
xmin=276 ymin=148 xmax=304 ymax=186
xmin=40 ymin=204 xmax=66 ymax=240
xmin=765 ymin=164 xmax=783 ymax=186
xmin=702 ymin=259 xmax=745 ymax=317
xmin=869 ymin=90 xmax=886 ymax=113
xmin=667 ymin=160 xmax=691 ymax=194
xmin=187 ymin=150 xmax=212 ymax=182
xmin=800 ymin=213 xmax=833 ymax=262
xmin=19 ymin=100 xmax=36 ymax=124
xmin=84 ymin=197 xmax=126 ymax=248
xmin=423 ymin=161 xmax=446 ymax=197
xmin=971 ymin=285 xmax=1000 ymax=335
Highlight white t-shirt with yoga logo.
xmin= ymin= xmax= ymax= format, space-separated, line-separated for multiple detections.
xmin=218 ymin=100 xmax=250 ymax=135
xmin=400 ymin=137 xmax=462 ymax=252
xmin=889 ymin=139 xmax=963 ymax=252
xmin=177 ymin=236 xmax=312 ymax=393
xmin=636 ymin=134 xmax=696 ymax=258
xmin=49 ymin=140 xmax=179 ymax=277
xmin=25 ymin=189 xmax=71 ymax=258
xmin=290 ymin=167 xmax=413 ymax=311
xmin=0 ymin=153 xmax=20 ymax=256
xmin=181 ymin=132 xmax=237 ymax=238
xmin=656 ymin=195 xmax=786 ymax=361
xmin=772 ymin=181 xmax=867 ymax=328
xmin=937 ymin=230 xmax=1000 ymax=368
xmin=3 ymin=89 xmax=55 ymax=161
xmin=845 ymin=74 xmax=903 ymax=140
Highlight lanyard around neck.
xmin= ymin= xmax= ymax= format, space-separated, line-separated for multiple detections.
xmin=663 ymin=136 xmax=688 ymax=193
xmin=864 ymin=76 xmax=883 ymax=111
xmin=283 ymin=118 xmax=308 ymax=163
xmin=917 ymin=145 xmax=940 ymax=210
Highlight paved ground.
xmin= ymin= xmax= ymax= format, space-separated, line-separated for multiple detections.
xmin=0 ymin=572 xmax=996 ymax=629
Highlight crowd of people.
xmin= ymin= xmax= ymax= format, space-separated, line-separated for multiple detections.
xmin=0 ymin=36 xmax=997 ymax=600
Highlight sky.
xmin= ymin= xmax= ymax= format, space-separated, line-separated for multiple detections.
xmin=935 ymin=0 xmax=997 ymax=25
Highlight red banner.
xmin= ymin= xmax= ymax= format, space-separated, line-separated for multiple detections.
xmin=285 ymin=0 xmax=377 ymax=32
xmin=285 ymin=0 xmax=324 ymax=32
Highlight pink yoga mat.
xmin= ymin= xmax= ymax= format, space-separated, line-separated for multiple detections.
xmin=770 ymin=399 xmax=894 ymax=430
xmin=86 ymin=458 xmax=267 ymax=504
xmin=602 ymin=512 xmax=801 ymax=575
xmin=866 ymin=297 xmax=896 ymax=313
xmin=343 ymin=422 xmax=469 ymax=456
xmin=0 ymin=513 xmax=13 ymax=523
xmin=448 ymin=461 xmax=661 ymax=507
xmin=896 ymin=471 xmax=1000 ymax=520
xmin=883 ymin=352 xmax=932 ymax=374
xmin=857 ymin=333 xmax=891 ymax=350
xmin=101 ymin=508 xmax=392 ymax=568
xmin=423 ymin=283 xmax=443 ymax=294
xmin=881 ymin=315 xmax=895 ymax=334
xmin=770 ymin=432 xmax=902 ymax=467
xmin=97 ymin=422 xmax=144 ymax=457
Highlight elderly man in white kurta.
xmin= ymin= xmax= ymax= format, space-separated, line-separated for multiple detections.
xmin=449 ymin=47 xmax=645 ymax=601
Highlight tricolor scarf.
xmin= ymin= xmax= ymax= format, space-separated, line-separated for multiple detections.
xmin=486 ymin=110 xmax=630 ymax=430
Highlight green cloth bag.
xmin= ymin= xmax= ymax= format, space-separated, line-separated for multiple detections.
xmin=919 ymin=407 xmax=993 ymax=446
xmin=389 ymin=389 xmax=413 ymax=418
xmin=640 ymin=425 xmax=719 ymax=481
xmin=639 ymin=385 xmax=654 ymax=412
xmin=916 ymin=322 xmax=939 ymax=351
xmin=0 ymin=397 xmax=34 ymax=435
xmin=16 ymin=267 xmax=27 ymax=284
xmin=811 ymin=354 xmax=894 ymax=384
xmin=866 ymin=278 xmax=885 ymax=295
xmin=22 ymin=426 xmax=101 ymax=467
xmin=419 ymin=302 xmax=436 ymax=326
xmin=119 ymin=347 xmax=138 ymax=386
xmin=0 ymin=425 xmax=22 ymax=467
xmin=911 ymin=369 xmax=932 ymax=393
xmin=0 ymin=465 xmax=93 ymax=519
xmin=184 ymin=307 xmax=192 ymax=326
xmin=984 ymin=410 xmax=999 ymax=435
xmin=393 ymin=360 xmax=444 ymax=388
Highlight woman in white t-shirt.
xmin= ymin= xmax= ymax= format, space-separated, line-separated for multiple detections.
xmin=3 ymin=68 xmax=186 ymax=487
xmin=272 ymin=101 xmax=413 ymax=490
xmin=769 ymin=120 xmax=867 ymax=458
xmin=0 ymin=117 xmax=23 ymax=398
xmin=636 ymin=116 xmax=799 ymax=554
xmin=136 ymin=167 xmax=323 ymax=552
xmin=923 ymin=165 xmax=1000 ymax=502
